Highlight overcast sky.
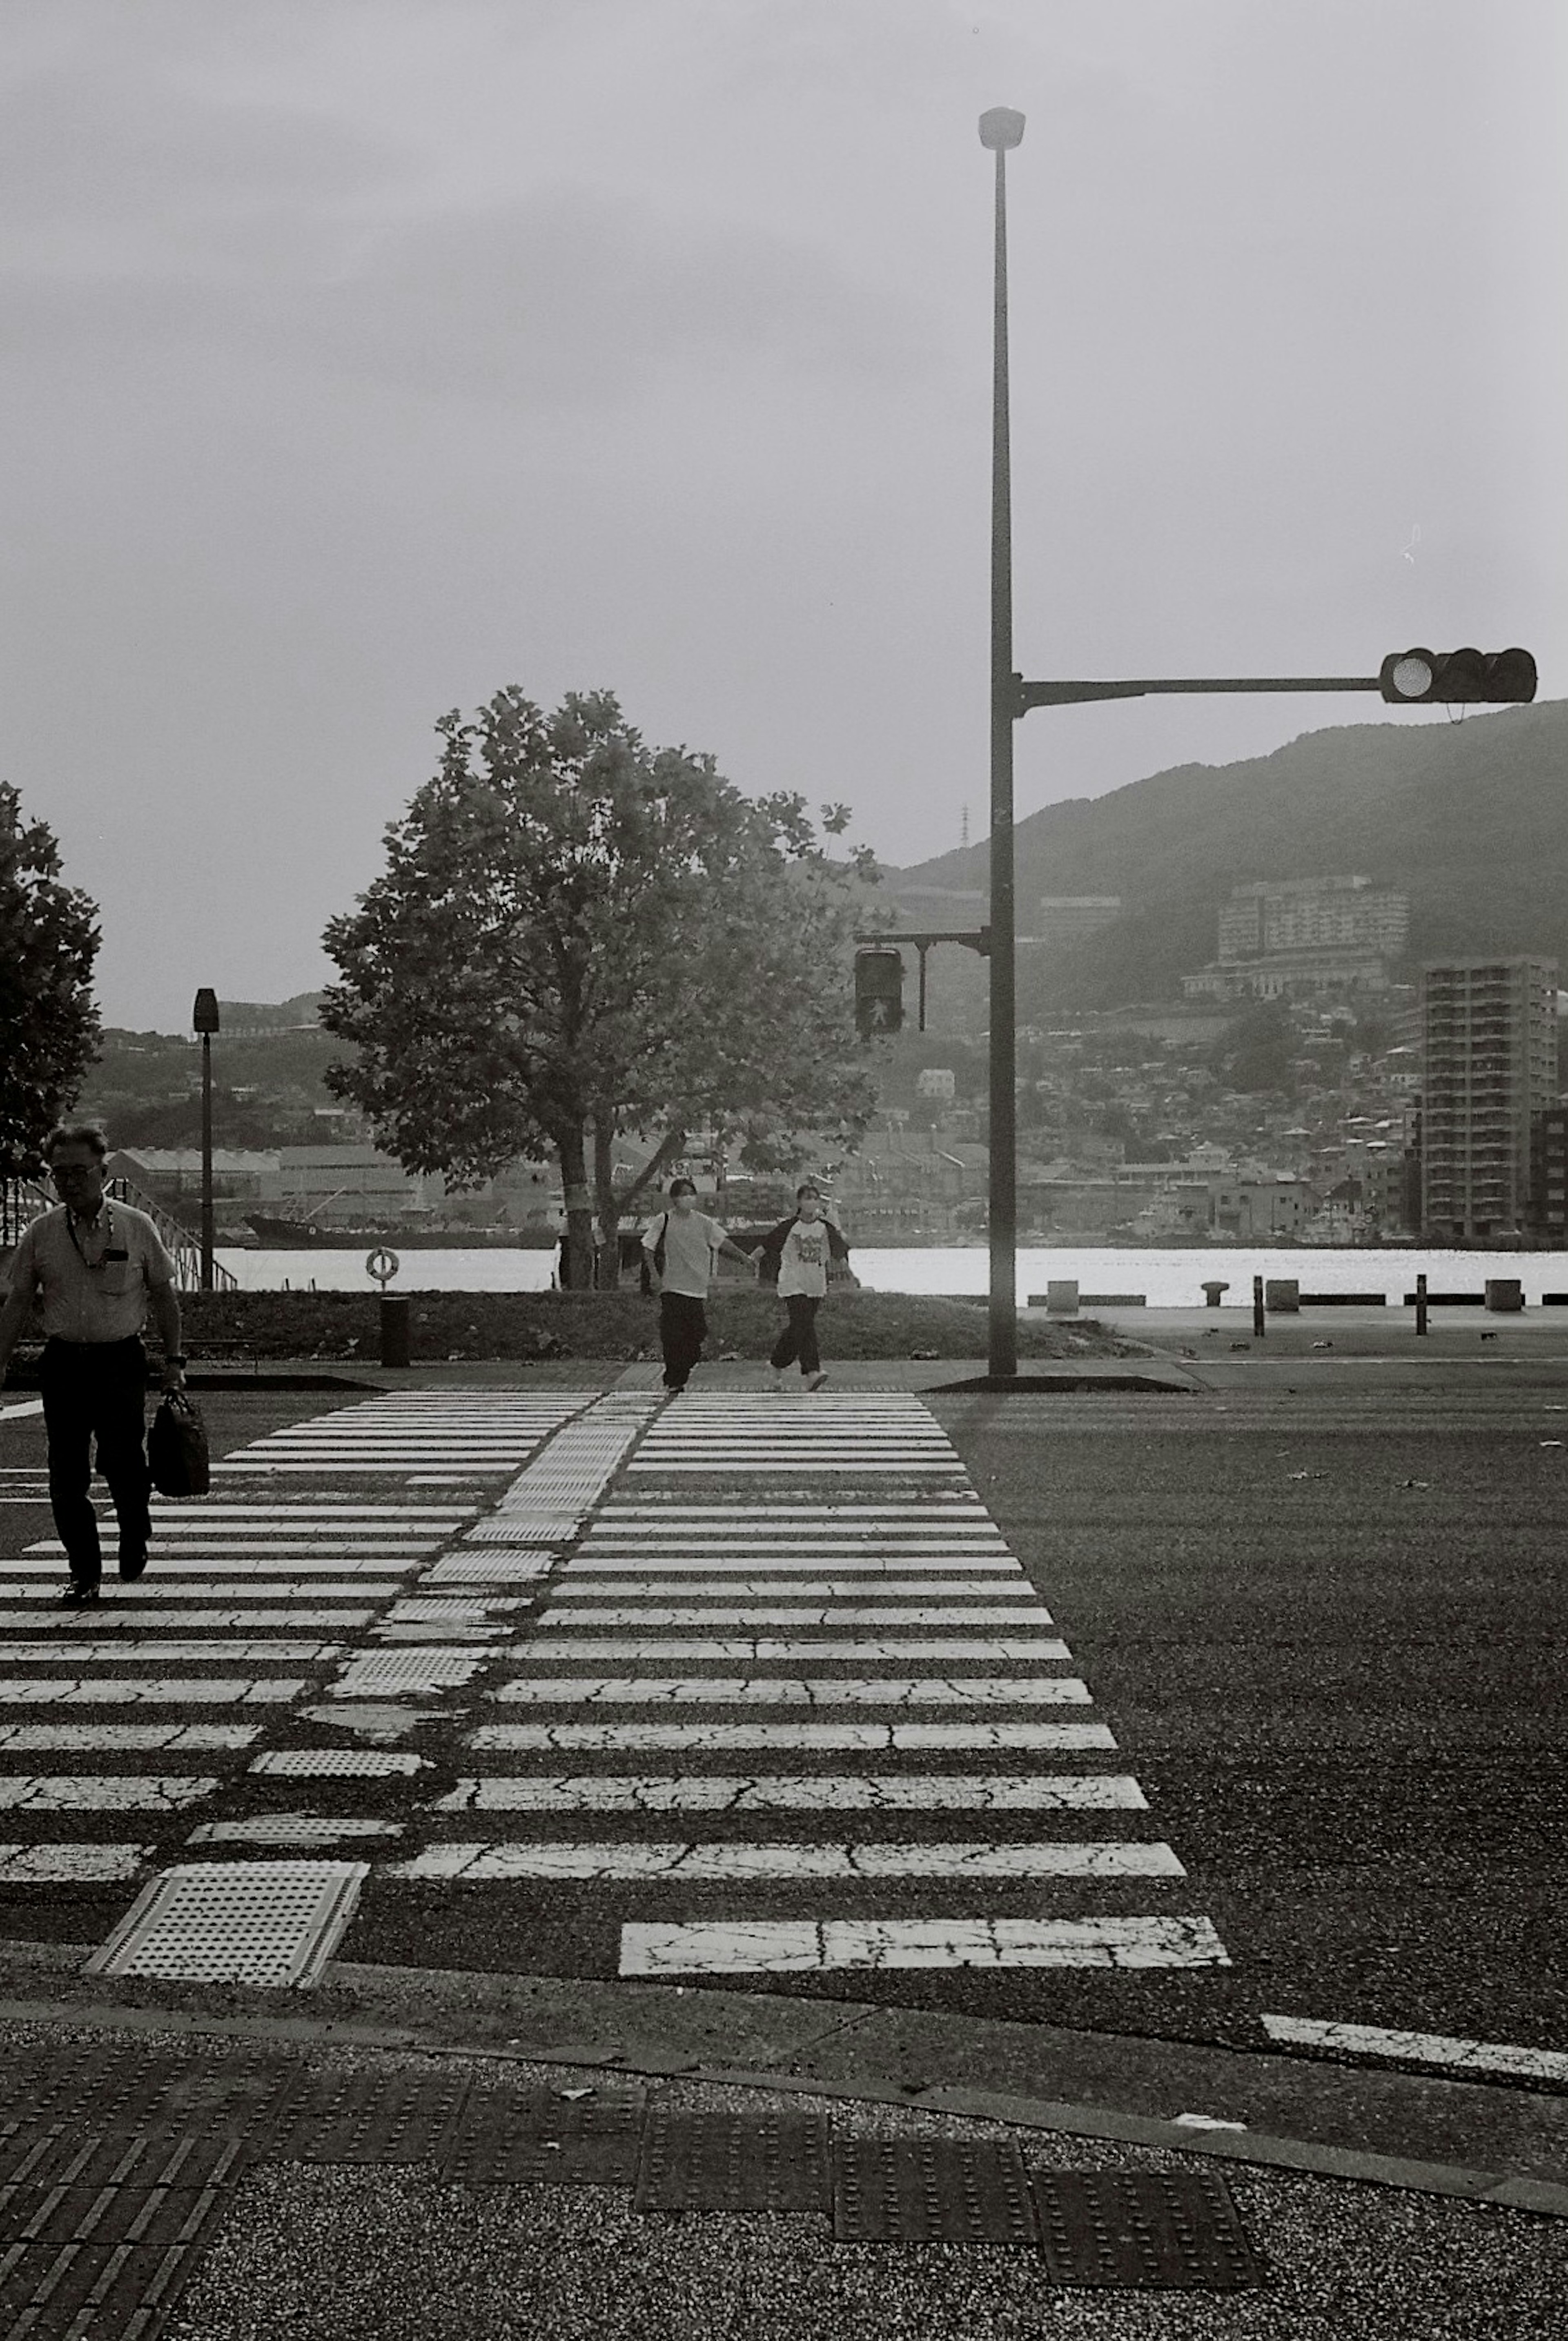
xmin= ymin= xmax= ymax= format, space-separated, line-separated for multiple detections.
xmin=3 ymin=0 xmax=1563 ymax=1031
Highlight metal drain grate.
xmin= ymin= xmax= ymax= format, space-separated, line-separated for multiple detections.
xmin=249 ymin=1749 xmax=424 ymax=1777
xmin=634 ymin=2107 xmax=831 ymax=2213
xmin=440 ymin=2085 xmax=647 ymax=2187
xmin=831 ymin=2135 xmax=1038 ymax=2243
xmin=1031 ymin=2170 xmax=1263 ymax=2289
xmin=85 ymin=1860 xmax=369 ymax=1987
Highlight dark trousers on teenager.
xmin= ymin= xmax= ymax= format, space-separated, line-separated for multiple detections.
xmin=770 ymin=1294 xmax=822 ymax=1376
xmin=658 ymin=1293 xmax=708 ymax=1389
xmin=39 ymin=1336 xmax=151 ymax=1587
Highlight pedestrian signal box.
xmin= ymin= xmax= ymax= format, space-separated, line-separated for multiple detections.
xmin=854 ymin=946 xmax=905 ymax=1039
xmin=1379 ymin=647 xmax=1537 ymax=705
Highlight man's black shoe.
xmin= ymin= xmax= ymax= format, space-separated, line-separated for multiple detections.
xmin=118 ymin=1547 xmax=148 ymax=1579
xmin=59 ymin=1581 xmax=101 ymax=1606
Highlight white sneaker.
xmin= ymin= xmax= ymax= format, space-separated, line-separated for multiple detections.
xmin=804 ymin=1371 xmax=829 ymax=1391
xmin=770 ymin=1369 xmax=791 ymax=1391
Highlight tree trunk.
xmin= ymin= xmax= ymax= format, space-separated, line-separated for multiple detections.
xmin=592 ymin=1106 xmax=620 ymax=1289
xmin=557 ymin=1126 xmax=595 ymax=1290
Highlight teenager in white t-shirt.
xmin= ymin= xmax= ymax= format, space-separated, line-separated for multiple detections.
xmin=641 ymin=1176 xmax=757 ymax=1391
xmin=768 ymin=1183 xmax=850 ymax=1390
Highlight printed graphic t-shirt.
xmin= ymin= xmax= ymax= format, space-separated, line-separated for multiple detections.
xmin=777 ymin=1219 xmax=833 ymax=1299
xmin=643 ymin=1210 xmax=728 ymax=1299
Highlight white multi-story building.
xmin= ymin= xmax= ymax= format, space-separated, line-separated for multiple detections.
xmin=1421 ymin=956 xmax=1558 ymax=1239
xmin=1218 ymin=876 xmax=1408 ymax=964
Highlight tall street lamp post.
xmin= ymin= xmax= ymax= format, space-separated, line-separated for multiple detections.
xmin=192 ymin=988 xmax=220 ymax=1293
xmin=976 ymin=111 xmax=1535 ymax=1383
xmin=980 ymin=105 xmax=1026 ymax=1382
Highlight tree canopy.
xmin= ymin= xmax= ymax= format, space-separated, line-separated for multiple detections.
xmin=320 ymin=688 xmax=882 ymax=1282
xmin=0 ymin=784 xmax=101 ymax=1180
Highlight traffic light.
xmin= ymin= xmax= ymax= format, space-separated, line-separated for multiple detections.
xmin=1379 ymin=647 xmax=1537 ymax=705
xmin=854 ymin=946 xmax=904 ymax=1039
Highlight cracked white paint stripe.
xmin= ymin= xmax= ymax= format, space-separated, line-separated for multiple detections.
xmin=0 ymin=1641 xmax=341 ymax=1662
xmin=0 ymin=1679 xmax=303 ymax=1704
xmin=29 ymin=1543 xmax=439 ymax=1558
xmin=629 ymin=1464 xmax=958 ymax=1475
xmin=1261 ymin=2014 xmax=1568 ymax=2085
xmin=0 ymin=1723 xmax=261 ymax=1749
xmin=527 ymin=1638 xmax=1071 ymax=1662
xmin=432 ymin=1773 xmax=1149 ymax=1813
xmin=0 ymin=1842 xmax=151 ymax=1881
xmin=562 ymin=1557 xmax=1023 ymax=1575
xmin=0 ymin=1775 xmax=220 ymax=1810
xmin=1 ymin=1557 xmax=418 ymax=1577
xmin=619 ymin=1916 xmax=1232 ymax=1974
xmin=536 ymin=1608 xmax=1054 ymax=1627
xmin=0 ymin=1609 xmax=376 ymax=1629
xmin=470 ymin=1721 xmax=1116 ymax=1752
xmin=0 ymin=1399 xmax=45 ymax=1420
xmin=550 ymin=1581 xmax=1030 ymax=1601
xmin=389 ymin=1840 xmax=1183 ymax=1881
xmin=492 ymin=1677 xmax=1091 ymax=1706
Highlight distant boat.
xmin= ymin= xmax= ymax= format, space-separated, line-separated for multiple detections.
xmin=242 ymin=1214 xmax=552 ymax=1250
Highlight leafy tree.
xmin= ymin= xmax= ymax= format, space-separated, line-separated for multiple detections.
xmin=1211 ymin=1001 xmax=1297 ymax=1097
xmin=320 ymin=688 xmax=881 ymax=1285
xmin=0 ymin=784 xmax=100 ymax=1179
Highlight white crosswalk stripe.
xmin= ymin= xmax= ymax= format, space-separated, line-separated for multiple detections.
xmin=7 ymin=1389 xmax=1227 ymax=1991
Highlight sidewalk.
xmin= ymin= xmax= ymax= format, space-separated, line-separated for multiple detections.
xmin=0 ymin=1962 xmax=1564 ymax=2338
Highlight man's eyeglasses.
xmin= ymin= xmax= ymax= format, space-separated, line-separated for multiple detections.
xmin=49 ymin=1166 xmax=99 ymax=1182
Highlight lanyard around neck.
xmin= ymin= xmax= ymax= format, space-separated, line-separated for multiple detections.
xmin=65 ymin=1203 xmax=112 ymax=1271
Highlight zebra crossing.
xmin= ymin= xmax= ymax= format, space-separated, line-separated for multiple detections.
xmin=2 ymin=1386 xmax=1228 ymax=1991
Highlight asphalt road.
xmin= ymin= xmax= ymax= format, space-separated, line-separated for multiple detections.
xmin=1 ymin=1375 xmax=1564 ymax=2080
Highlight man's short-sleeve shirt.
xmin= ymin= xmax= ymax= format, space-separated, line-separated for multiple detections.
xmin=7 ymin=1203 xmax=177 ymax=1343
xmin=642 ymin=1209 xmax=728 ymax=1299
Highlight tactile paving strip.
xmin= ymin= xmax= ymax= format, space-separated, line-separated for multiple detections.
xmin=249 ymin=1749 xmax=425 ymax=1777
xmin=85 ymin=1860 xmax=369 ymax=1987
xmin=831 ymin=2135 xmax=1038 ymax=2243
xmin=264 ymin=2067 xmax=473 ymax=2164
xmin=425 ymin=1549 xmax=557 ymax=1584
xmin=0 ymin=2235 xmax=205 ymax=2340
xmin=1031 ymin=2170 xmax=1263 ymax=2289
xmin=439 ymin=2085 xmax=648 ymax=2188
xmin=634 ymin=2107 xmax=830 ymax=2213
xmin=332 ymin=1651 xmax=492 ymax=1695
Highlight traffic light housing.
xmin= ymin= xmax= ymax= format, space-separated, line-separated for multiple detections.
xmin=854 ymin=946 xmax=904 ymax=1039
xmin=1379 ymin=647 xmax=1537 ymax=705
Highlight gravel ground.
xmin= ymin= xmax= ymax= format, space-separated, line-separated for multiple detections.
xmin=157 ymin=2059 xmax=1568 ymax=2341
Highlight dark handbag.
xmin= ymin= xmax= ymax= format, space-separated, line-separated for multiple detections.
xmin=148 ymin=1390 xmax=211 ymax=1498
xmin=639 ymin=1215 xmax=669 ymax=1296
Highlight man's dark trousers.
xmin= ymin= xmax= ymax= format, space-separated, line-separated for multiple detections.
xmin=658 ymin=1294 xmax=707 ymax=1390
xmin=40 ymin=1336 xmax=152 ymax=1588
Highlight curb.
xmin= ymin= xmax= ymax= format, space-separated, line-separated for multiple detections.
xmin=2 ymin=1945 xmax=1563 ymax=2217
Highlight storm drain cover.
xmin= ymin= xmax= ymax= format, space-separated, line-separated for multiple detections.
xmin=85 ymin=1860 xmax=369 ymax=1987
xmin=831 ymin=2135 xmax=1037 ymax=2244
xmin=249 ymin=1749 xmax=425 ymax=1777
xmin=265 ymin=2067 xmax=473 ymax=2164
xmin=440 ymin=2086 xmax=648 ymax=2188
xmin=634 ymin=2107 xmax=831 ymax=2214
xmin=1031 ymin=2170 xmax=1263 ymax=2289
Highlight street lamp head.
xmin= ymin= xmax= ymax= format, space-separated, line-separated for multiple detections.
xmin=192 ymin=987 xmax=220 ymax=1035
xmin=978 ymin=107 xmax=1025 ymax=151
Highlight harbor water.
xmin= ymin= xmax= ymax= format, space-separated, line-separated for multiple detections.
xmin=213 ymin=1244 xmax=1568 ymax=1307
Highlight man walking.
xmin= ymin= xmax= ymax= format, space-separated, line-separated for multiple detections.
xmin=641 ymin=1176 xmax=757 ymax=1392
xmin=0 ymin=1124 xmax=187 ymax=1606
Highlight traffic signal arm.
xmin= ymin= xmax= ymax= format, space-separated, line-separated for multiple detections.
xmin=1017 ymin=650 xmax=1537 ymax=715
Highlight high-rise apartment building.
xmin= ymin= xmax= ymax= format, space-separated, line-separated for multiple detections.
xmin=1218 ymin=876 xmax=1409 ymax=963
xmin=1421 ymin=957 xmax=1558 ymax=1239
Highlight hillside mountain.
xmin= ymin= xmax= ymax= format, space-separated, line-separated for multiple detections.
xmin=886 ymin=700 xmax=1568 ymax=1014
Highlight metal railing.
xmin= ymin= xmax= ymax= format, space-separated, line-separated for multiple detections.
xmin=0 ymin=1173 xmax=238 ymax=1293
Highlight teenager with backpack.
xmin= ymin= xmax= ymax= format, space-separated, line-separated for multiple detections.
xmin=762 ymin=1183 xmax=852 ymax=1391
xmin=641 ymin=1176 xmax=758 ymax=1392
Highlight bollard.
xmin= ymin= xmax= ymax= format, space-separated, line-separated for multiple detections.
xmin=1252 ymin=1274 xmax=1265 ymax=1337
xmin=379 ymin=1293 xmax=411 ymax=1368
xmin=1201 ymin=1281 xmax=1229 ymax=1308
xmin=1415 ymin=1272 xmax=1428 ymax=1336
